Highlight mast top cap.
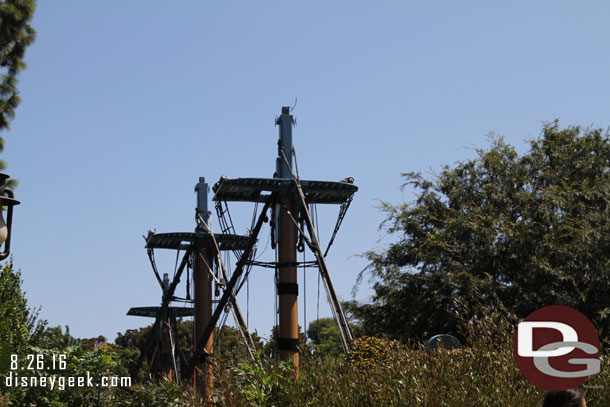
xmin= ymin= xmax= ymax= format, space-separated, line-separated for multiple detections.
xmin=281 ymin=106 xmax=290 ymax=115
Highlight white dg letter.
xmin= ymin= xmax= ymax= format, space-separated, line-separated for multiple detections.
xmin=518 ymin=322 xmax=577 ymax=357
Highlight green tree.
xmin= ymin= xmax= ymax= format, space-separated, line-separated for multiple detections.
xmin=37 ymin=325 xmax=79 ymax=349
xmin=115 ymin=319 xmax=265 ymax=381
xmin=263 ymin=325 xmax=307 ymax=358
xmin=348 ymin=121 xmax=610 ymax=341
xmin=215 ymin=325 xmax=264 ymax=364
xmin=306 ymin=318 xmax=342 ymax=357
xmin=0 ymin=261 xmax=45 ymax=353
xmin=0 ymin=0 xmax=36 ymax=172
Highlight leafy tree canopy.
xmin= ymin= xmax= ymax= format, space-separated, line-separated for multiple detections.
xmin=0 ymin=0 xmax=36 ymax=171
xmin=262 ymin=325 xmax=307 ymax=359
xmin=306 ymin=318 xmax=343 ymax=357
xmin=0 ymin=262 xmax=45 ymax=352
xmin=347 ymin=121 xmax=610 ymax=341
xmin=36 ymin=325 xmax=79 ymax=349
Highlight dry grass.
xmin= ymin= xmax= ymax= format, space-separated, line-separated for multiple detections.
xmin=210 ymin=304 xmax=609 ymax=407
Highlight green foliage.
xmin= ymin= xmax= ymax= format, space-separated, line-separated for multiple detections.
xmin=0 ymin=262 xmax=45 ymax=354
xmin=0 ymin=0 xmax=36 ymax=170
xmin=207 ymin=304 xmax=610 ymax=406
xmin=37 ymin=325 xmax=79 ymax=350
xmin=115 ymin=319 xmax=265 ymax=382
xmin=306 ymin=318 xmax=343 ymax=357
xmin=115 ymin=323 xmax=153 ymax=380
xmin=215 ymin=324 xmax=264 ymax=365
xmin=6 ymin=304 xmax=609 ymax=406
xmin=1 ymin=345 xmax=125 ymax=407
xmin=346 ymin=335 xmax=405 ymax=371
xmin=79 ymin=335 xmax=107 ymax=350
xmin=111 ymin=381 xmax=199 ymax=407
xmin=347 ymin=121 xmax=610 ymax=341
xmin=262 ymin=325 xmax=307 ymax=359
xmin=214 ymin=358 xmax=295 ymax=407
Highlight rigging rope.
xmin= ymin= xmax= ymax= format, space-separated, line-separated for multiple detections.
xmin=246 ymin=260 xmax=318 ymax=269
xmin=215 ymin=304 xmax=231 ymax=358
xmin=324 ymin=196 xmax=353 ymax=257
xmin=303 ymin=248 xmax=307 ymax=335
xmin=198 ymin=251 xmax=222 ymax=285
xmin=274 ymin=244 xmax=278 ymax=330
xmin=164 ymin=320 xmax=178 ymax=383
xmin=196 ymin=213 xmax=256 ymax=358
xmin=317 ymin=272 xmax=320 ymax=322
xmin=147 ymin=249 xmax=165 ymax=293
xmin=190 ymin=252 xmax=195 ymax=357
xmin=314 ymin=204 xmax=321 ymax=322
xmin=214 ymin=200 xmax=242 ymax=260
xmin=173 ymin=249 xmax=180 ymax=279
xmin=186 ymin=260 xmax=191 ymax=301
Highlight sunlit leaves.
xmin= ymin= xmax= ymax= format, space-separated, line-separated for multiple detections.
xmin=349 ymin=121 xmax=610 ymax=341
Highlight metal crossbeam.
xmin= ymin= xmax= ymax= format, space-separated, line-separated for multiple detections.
xmin=127 ymin=306 xmax=194 ymax=318
xmin=213 ymin=177 xmax=357 ymax=204
xmin=145 ymin=232 xmax=249 ymax=251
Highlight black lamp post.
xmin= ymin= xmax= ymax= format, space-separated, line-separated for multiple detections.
xmin=0 ymin=173 xmax=20 ymax=260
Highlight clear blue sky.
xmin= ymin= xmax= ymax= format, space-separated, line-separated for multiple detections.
xmin=5 ymin=1 xmax=610 ymax=342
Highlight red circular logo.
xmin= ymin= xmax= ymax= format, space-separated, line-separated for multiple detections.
xmin=513 ymin=305 xmax=600 ymax=391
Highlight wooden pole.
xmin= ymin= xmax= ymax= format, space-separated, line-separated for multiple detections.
xmin=159 ymin=274 xmax=174 ymax=381
xmin=276 ymin=107 xmax=299 ymax=374
xmin=194 ymin=177 xmax=214 ymax=398
xmin=278 ymin=200 xmax=299 ymax=370
xmin=194 ymin=246 xmax=214 ymax=398
xmin=186 ymin=198 xmax=272 ymax=379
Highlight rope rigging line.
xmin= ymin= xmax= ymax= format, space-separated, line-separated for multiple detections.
xmin=146 ymin=342 xmax=158 ymax=380
xmin=147 ymin=248 xmax=166 ymax=294
xmin=186 ymin=260 xmax=191 ymax=301
xmin=214 ymin=200 xmax=243 ymax=260
xmin=270 ymin=202 xmax=277 ymax=250
xmin=303 ymin=248 xmax=307 ymax=335
xmin=214 ymin=303 xmax=231 ymax=360
xmin=292 ymin=145 xmax=301 ymax=182
xmin=314 ymin=204 xmax=321 ymax=322
xmin=225 ymin=250 xmax=231 ymax=280
xmin=163 ymin=320 xmax=179 ymax=383
xmin=189 ymin=252 xmax=195 ymax=355
xmin=173 ymin=249 xmax=180 ymax=279
xmin=212 ymin=202 xmax=258 ymax=292
xmin=324 ymin=196 xmax=353 ymax=258
xmin=198 ymin=251 xmax=223 ymax=286
xmin=246 ymin=260 xmax=318 ymax=269
xmin=198 ymin=214 xmax=239 ymax=291
xmin=250 ymin=200 xmax=259 ymax=231
xmin=274 ymin=243 xmax=278 ymax=332
xmin=234 ymin=248 xmax=257 ymax=305
xmin=317 ymin=271 xmax=320 ymax=322
xmin=210 ymin=200 xmax=260 ymax=301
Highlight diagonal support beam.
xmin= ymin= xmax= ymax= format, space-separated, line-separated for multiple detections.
xmin=186 ymin=197 xmax=273 ymax=377
xmin=279 ymin=148 xmax=354 ymax=352
xmin=130 ymin=248 xmax=192 ymax=380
